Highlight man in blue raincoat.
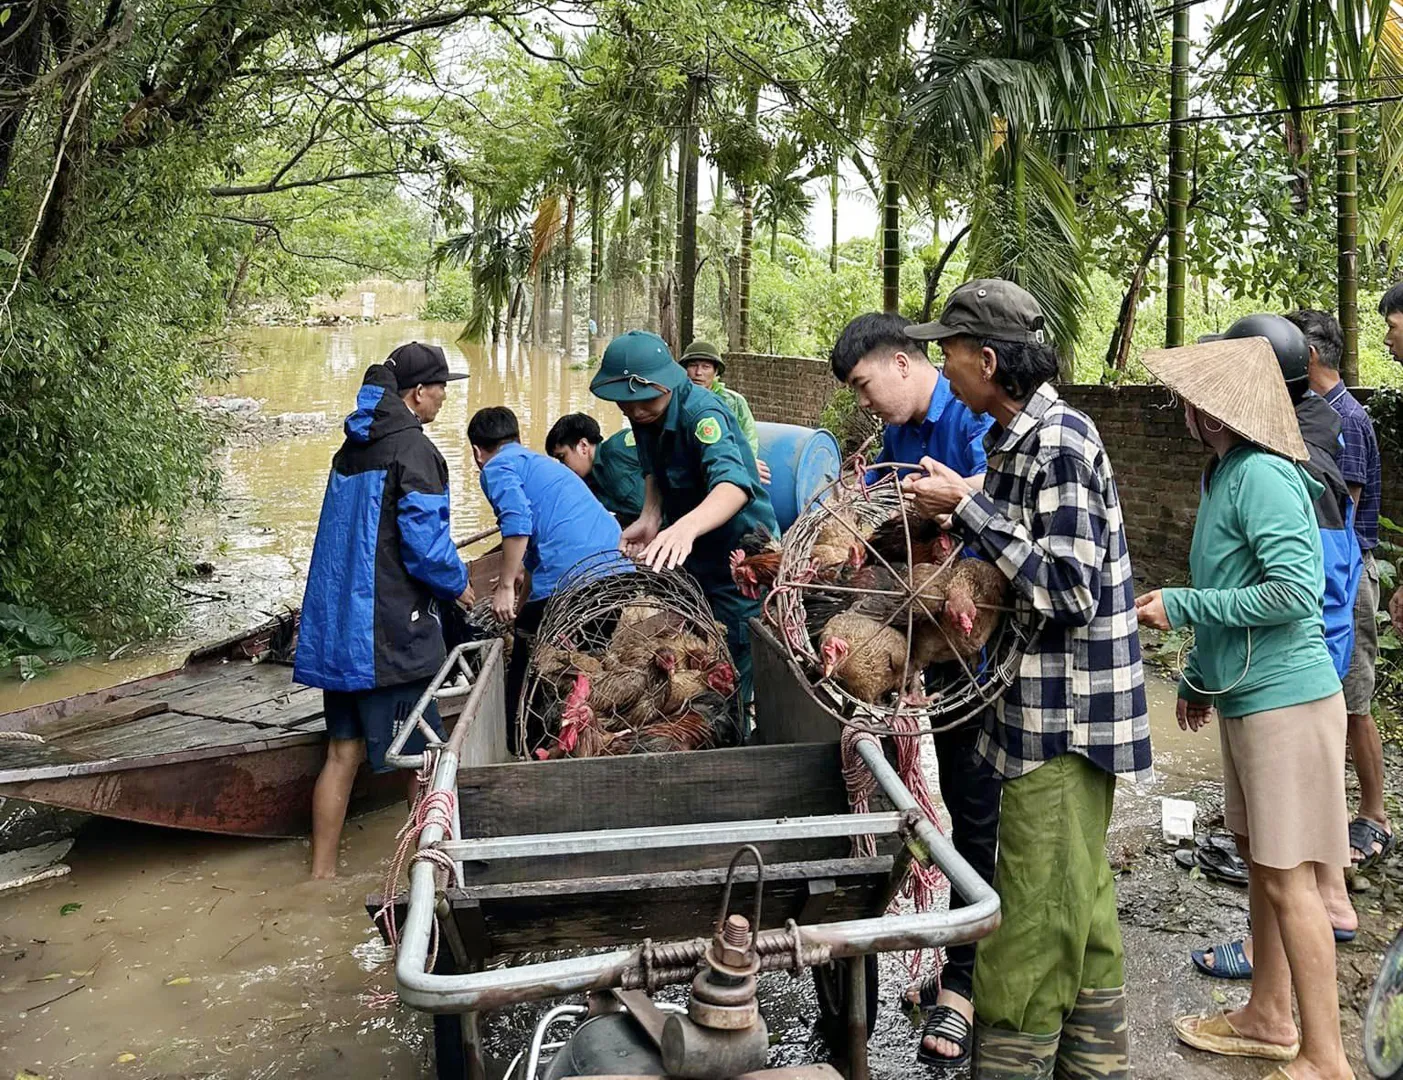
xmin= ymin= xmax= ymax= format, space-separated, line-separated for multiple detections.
xmin=294 ymin=342 xmax=471 ymax=878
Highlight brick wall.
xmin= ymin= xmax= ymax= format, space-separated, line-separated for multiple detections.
xmin=721 ymin=352 xmax=833 ymax=426
xmin=719 ymin=351 xmax=1401 ymax=584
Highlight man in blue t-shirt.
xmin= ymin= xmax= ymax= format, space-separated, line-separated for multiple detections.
xmin=827 ymin=311 xmax=996 ymax=1068
xmin=469 ymin=406 xmax=623 ymax=753
xmin=831 ymin=311 xmax=993 ymax=481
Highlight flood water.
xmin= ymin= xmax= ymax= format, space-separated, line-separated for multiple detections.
xmin=0 ymin=318 xmax=1222 ymax=1079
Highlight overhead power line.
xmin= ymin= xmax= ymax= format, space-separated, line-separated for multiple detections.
xmin=1060 ymin=89 xmax=1403 ymax=133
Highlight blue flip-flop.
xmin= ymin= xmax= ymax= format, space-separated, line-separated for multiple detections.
xmin=1191 ymin=940 xmax=1253 ymax=980
xmin=1192 ymin=930 xmax=1353 ymax=981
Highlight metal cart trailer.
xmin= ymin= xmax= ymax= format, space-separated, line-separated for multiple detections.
xmin=371 ymin=627 xmax=1000 ymax=1080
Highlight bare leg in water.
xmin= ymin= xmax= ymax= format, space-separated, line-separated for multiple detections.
xmin=310 ymin=738 xmax=366 ymax=879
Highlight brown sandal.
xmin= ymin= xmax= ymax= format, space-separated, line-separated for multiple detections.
xmin=1173 ymin=1012 xmax=1299 ymax=1061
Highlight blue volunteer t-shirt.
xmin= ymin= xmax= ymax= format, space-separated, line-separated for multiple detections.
xmin=875 ymin=373 xmax=994 ymax=478
xmin=480 ymin=442 xmax=623 ymax=601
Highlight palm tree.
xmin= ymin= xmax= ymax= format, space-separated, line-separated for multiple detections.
xmin=756 ymin=136 xmax=815 ymax=263
xmin=1210 ymin=0 xmax=1403 ymax=380
xmin=437 ymin=219 xmax=533 ymax=344
xmin=907 ymin=0 xmax=1155 ymax=355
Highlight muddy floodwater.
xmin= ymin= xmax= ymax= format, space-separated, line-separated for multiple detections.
xmin=0 ymin=319 xmax=1253 ymax=1079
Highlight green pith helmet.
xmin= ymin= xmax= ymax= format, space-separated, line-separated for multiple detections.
xmin=681 ymin=339 xmax=725 ymax=376
xmin=590 ymin=331 xmax=688 ymax=402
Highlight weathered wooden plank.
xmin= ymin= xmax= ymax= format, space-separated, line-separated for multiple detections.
xmin=457 ymin=743 xmax=849 ymax=840
xmin=62 ymin=713 xmax=271 ymax=759
xmin=750 ymin=618 xmax=845 ymax=746
xmin=229 ymin=685 xmax=324 ymax=728
xmin=456 ymin=839 xmax=892 ymax=887
xmin=798 ymin=878 xmax=837 ymax=925
xmin=158 ymin=665 xmax=298 ymax=720
xmin=30 ymin=698 xmax=169 ymax=742
xmin=450 ymin=862 xmax=893 ymax=952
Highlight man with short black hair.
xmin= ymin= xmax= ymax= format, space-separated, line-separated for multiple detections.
xmin=830 ymin=311 xmax=991 ymax=480
xmin=295 ymin=341 xmax=472 ymax=879
xmin=829 ymin=309 xmax=995 ymax=1068
xmin=469 ymin=406 xmax=623 ymax=754
xmin=1293 ymin=308 xmax=1392 ymax=870
xmin=544 ymin=412 xmax=645 ymax=525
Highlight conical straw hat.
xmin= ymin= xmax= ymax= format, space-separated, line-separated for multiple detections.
xmin=1139 ymin=336 xmax=1309 ymax=462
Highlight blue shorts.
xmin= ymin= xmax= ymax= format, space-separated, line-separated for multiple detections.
xmin=323 ymin=679 xmax=444 ymax=773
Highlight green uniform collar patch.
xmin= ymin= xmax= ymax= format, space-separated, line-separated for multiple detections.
xmin=696 ymin=416 xmax=722 ymax=445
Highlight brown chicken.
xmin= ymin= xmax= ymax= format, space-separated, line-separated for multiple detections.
xmin=817 ymin=612 xmax=918 ymax=704
xmin=911 ymin=558 xmax=1009 ymax=664
xmin=813 ymin=508 xmax=873 ymax=552
xmin=533 ymin=646 xmax=605 ymax=688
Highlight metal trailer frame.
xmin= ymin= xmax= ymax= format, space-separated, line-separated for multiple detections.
xmin=379 ymin=635 xmax=1001 ymax=1078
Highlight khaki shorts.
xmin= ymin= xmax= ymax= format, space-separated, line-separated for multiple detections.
xmin=1343 ymin=550 xmax=1380 ymax=715
xmin=1221 ymin=692 xmax=1349 ymax=870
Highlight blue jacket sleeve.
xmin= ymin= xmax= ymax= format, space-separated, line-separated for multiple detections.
xmin=396 ymin=440 xmax=468 ymax=600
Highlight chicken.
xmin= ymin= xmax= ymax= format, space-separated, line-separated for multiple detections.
xmin=911 ymin=558 xmax=1009 ymax=665
xmin=813 ymin=507 xmax=873 ymax=552
xmin=532 ymin=645 xmax=605 ymax=689
xmin=611 ymin=608 xmax=694 ymax=657
xmin=659 ymin=654 xmax=737 ymax=713
xmin=817 ymin=612 xmax=916 ymax=704
xmin=730 ymin=547 xmax=781 ymax=599
xmin=551 ymin=672 xmax=596 ymax=756
xmin=866 ymin=515 xmax=959 ymax=567
xmin=631 ymin=691 xmax=735 ymax=753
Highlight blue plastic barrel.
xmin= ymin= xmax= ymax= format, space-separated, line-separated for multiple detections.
xmin=756 ymin=422 xmax=842 ymax=531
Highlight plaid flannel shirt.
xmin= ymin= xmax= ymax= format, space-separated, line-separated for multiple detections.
xmin=953 ymin=383 xmax=1153 ymax=783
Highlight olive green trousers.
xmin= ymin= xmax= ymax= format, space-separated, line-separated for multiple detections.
xmin=972 ymin=753 xmax=1126 ymax=1035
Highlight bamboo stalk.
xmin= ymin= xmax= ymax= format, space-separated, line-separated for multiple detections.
xmin=1166 ymin=6 xmax=1190 ymax=348
xmin=1338 ymin=76 xmax=1360 ymax=383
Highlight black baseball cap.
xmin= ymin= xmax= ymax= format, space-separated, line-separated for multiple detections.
xmin=384 ymin=342 xmax=467 ymax=391
xmin=908 ymin=278 xmax=1047 ymax=344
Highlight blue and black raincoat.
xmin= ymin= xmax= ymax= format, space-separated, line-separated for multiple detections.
xmin=1296 ymin=392 xmax=1363 ymax=678
xmin=293 ymin=364 xmax=468 ymax=692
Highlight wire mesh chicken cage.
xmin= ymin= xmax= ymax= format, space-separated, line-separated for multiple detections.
xmin=762 ymin=461 xmax=1043 ymax=736
xmin=518 ymin=551 xmax=741 ymax=759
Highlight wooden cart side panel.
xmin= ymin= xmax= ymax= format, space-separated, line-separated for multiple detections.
xmin=456 ymin=742 xmax=847 ymax=839
xmin=749 ymin=619 xmax=846 ymax=746
xmin=368 ymin=857 xmax=896 ymax=957
xmin=457 ymin=864 xmax=894 ymax=953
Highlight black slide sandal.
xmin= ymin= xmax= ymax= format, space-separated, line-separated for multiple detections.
xmin=917 ymin=1004 xmax=973 ymax=1068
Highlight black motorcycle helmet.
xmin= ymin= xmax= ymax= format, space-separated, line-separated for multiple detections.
xmin=1203 ymin=313 xmax=1311 ymax=385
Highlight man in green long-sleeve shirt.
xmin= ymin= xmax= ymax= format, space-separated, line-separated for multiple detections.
xmin=681 ymin=341 xmax=771 ymax=485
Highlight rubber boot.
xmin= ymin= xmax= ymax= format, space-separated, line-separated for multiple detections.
xmin=972 ymin=1021 xmax=1059 ymax=1080
xmin=1055 ymin=986 xmax=1131 ymax=1080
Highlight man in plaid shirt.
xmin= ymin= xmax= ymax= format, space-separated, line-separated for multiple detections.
xmin=903 ymin=279 xmax=1151 ymax=1080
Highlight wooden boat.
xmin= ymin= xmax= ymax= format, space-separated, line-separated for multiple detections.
xmin=0 ymin=556 xmax=511 ymax=851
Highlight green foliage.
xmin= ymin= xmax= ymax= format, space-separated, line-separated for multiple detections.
xmin=0 ymin=602 xmax=94 ymax=680
xmin=422 ymin=268 xmax=477 ymax=321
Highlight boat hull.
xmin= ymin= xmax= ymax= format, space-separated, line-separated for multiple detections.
xmin=0 ymin=740 xmax=402 ymax=839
